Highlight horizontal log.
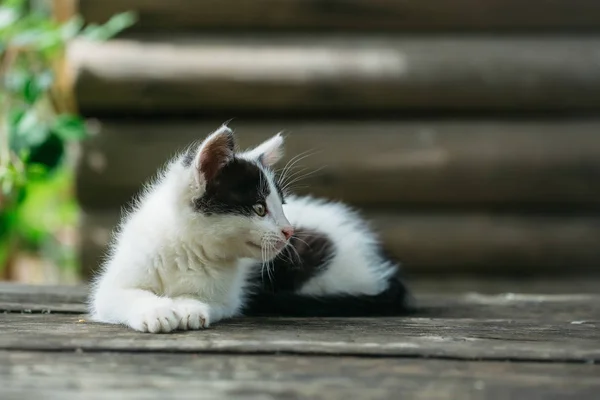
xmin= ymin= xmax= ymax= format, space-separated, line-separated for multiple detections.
xmin=79 ymin=210 xmax=600 ymax=278
xmin=3 ymin=351 xmax=600 ymax=399
xmin=69 ymin=37 xmax=600 ymax=114
xmin=76 ymin=120 xmax=600 ymax=210
xmin=1 ymin=314 xmax=599 ymax=361
xmin=78 ymin=0 xmax=600 ymax=32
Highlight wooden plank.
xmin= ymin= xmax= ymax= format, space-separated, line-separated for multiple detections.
xmin=78 ymin=0 xmax=600 ymax=32
xmin=76 ymin=120 xmax=600 ymax=210
xmin=3 ymin=352 xmax=600 ymax=400
xmin=69 ymin=37 xmax=600 ymax=114
xmin=3 ymin=283 xmax=600 ymax=321
xmin=412 ymin=277 xmax=600 ymax=295
xmin=3 ymin=293 xmax=600 ymax=322
xmin=0 ymin=283 xmax=86 ymax=313
xmin=5 ymin=277 xmax=600 ymax=304
xmin=0 ymin=302 xmax=85 ymax=313
xmin=0 ymin=283 xmax=87 ymax=305
xmin=1 ymin=314 xmax=598 ymax=361
xmin=3 ymin=283 xmax=600 ymax=320
xmin=417 ymin=293 xmax=600 ymax=321
xmin=79 ymin=210 xmax=600 ymax=276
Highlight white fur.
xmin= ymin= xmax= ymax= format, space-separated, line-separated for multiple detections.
xmin=90 ymin=125 xmax=397 ymax=333
xmin=90 ymin=126 xmax=291 ymax=333
xmin=283 ymin=195 xmax=396 ymax=296
xmin=240 ymin=132 xmax=284 ymax=166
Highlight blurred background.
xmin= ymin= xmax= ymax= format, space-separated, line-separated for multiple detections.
xmin=1 ymin=0 xmax=599 ymax=286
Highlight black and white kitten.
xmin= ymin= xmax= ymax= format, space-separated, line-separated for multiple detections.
xmin=90 ymin=125 xmax=410 ymax=333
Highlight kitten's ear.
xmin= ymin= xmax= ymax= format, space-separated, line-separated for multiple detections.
xmin=242 ymin=133 xmax=284 ymax=167
xmin=194 ymin=125 xmax=235 ymax=184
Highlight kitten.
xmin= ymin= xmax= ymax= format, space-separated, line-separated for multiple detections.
xmin=89 ymin=125 xmax=410 ymax=333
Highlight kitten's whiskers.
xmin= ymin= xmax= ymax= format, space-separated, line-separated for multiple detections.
xmin=277 ymin=150 xmax=319 ymax=189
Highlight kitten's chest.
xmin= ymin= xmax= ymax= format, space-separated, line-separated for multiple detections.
xmin=153 ymin=253 xmax=245 ymax=305
xmin=160 ymin=270 xmax=215 ymax=298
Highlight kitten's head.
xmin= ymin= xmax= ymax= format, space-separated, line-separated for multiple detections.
xmin=183 ymin=125 xmax=292 ymax=262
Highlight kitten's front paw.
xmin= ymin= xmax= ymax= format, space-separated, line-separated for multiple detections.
xmin=128 ymin=298 xmax=180 ymax=334
xmin=172 ymin=298 xmax=211 ymax=330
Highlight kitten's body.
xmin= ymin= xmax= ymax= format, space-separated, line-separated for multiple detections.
xmin=90 ymin=126 xmax=410 ymax=333
xmin=244 ymin=195 xmax=409 ymax=317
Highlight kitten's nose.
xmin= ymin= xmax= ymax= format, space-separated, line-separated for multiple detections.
xmin=281 ymin=227 xmax=294 ymax=240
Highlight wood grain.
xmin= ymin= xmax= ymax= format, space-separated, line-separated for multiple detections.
xmin=3 ymin=294 xmax=600 ymax=322
xmin=1 ymin=314 xmax=598 ymax=361
xmin=3 ymin=282 xmax=600 ymax=321
xmin=0 ymin=283 xmax=87 ymax=305
xmin=79 ymin=210 xmax=600 ymax=276
xmin=3 ymin=351 xmax=600 ymax=400
xmin=76 ymin=120 xmax=600 ymax=210
xmin=78 ymin=0 xmax=600 ymax=32
xmin=69 ymin=37 xmax=600 ymax=114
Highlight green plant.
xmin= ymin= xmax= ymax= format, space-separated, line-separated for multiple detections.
xmin=0 ymin=0 xmax=136 ymax=280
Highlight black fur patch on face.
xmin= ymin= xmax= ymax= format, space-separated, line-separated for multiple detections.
xmin=257 ymin=228 xmax=335 ymax=292
xmin=193 ymin=158 xmax=270 ymax=216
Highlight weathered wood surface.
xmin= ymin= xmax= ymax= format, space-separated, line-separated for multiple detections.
xmin=5 ymin=278 xmax=600 ymax=311
xmin=70 ymin=37 xmax=600 ymax=114
xmin=3 ymin=293 xmax=600 ymax=322
xmin=79 ymin=210 xmax=600 ymax=276
xmin=76 ymin=120 xmax=600 ymax=210
xmin=1 ymin=314 xmax=598 ymax=361
xmin=2 ymin=282 xmax=599 ymax=398
xmin=3 ymin=282 xmax=600 ymax=321
xmin=79 ymin=0 xmax=600 ymax=32
xmin=0 ymin=282 xmax=87 ymax=313
xmin=3 ymin=352 xmax=600 ymax=400
xmin=0 ymin=283 xmax=87 ymax=304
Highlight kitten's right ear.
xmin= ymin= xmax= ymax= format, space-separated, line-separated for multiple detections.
xmin=240 ymin=133 xmax=284 ymax=167
xmin=193 ymin=125 xmax=235 ymax=185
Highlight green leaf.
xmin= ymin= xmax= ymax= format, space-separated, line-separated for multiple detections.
xmin=10 ymin=22 xmax=63 ymax=54
xmin=0 ymin=6 xmax=19 ymax=30
xmin=23 ymin=77 xmax=40 ymax=103
xmin=5 ymin=68 xmax=53 ymax=104
xmin=82 ymin=11 xmax=137 ymax=41
xmin=27 ymin=163 xmax=49 ymax=180
xmin=52 ymin=114 xmax=88 ymax=141
xmin=60 ymin=16 xmax=83 ymax=40
xmin=13 ymin=109 xmax=51 ymax=150
xmin=23 ymin=70 xmax=54 ymax=103
xmin=0 ymin=164 xmax=25 ymax=197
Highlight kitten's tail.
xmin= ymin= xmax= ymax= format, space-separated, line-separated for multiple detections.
xmin=243 ymin=274 xmax=415 ymax=317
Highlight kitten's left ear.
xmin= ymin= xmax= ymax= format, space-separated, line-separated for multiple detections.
xmin=241 ymin=133 xmax=284 ymax=167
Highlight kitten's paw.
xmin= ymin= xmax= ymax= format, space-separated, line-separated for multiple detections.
xmin=128 ymin=298 xmax=181 ymax=333
xmin=172 ymin=298 xmax=211 ymax=330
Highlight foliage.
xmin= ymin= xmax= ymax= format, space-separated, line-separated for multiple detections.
xmin=0 ymin=0 xmax=136 ymax=278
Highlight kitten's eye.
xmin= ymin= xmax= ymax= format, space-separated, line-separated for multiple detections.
xmin=253 ymin=203 xmax=267 ymax=217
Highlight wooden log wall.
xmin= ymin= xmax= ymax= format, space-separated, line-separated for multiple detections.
xmin=79 ymin=0 xmax=600 ymax=32
xmin=72 ymin=0 xmax=600 ymax=279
